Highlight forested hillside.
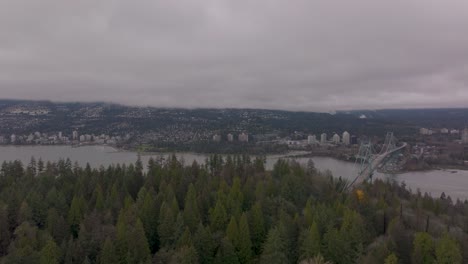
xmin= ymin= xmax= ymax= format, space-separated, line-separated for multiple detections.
xmin=0 ymin=155 xmax=467 ymax=263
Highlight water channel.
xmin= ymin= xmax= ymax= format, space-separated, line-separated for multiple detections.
xmin=0 ymin=145 xmax=467 ymax=200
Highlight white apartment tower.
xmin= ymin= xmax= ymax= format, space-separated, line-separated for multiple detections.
xmin=213 ymin=134 xmax=222 ymax=142
xmin=462 ymin=128 xmax=468 ymax=144
xmin=332 ymin=133 xmax=340 ymax=144
xmin=342 ymin=131 xmax=350 ymax=145
xmin=307 ymin=135 xmax=317 ymax=145
xmin=239 ymin=133 xmax=249 ymax=142
xmin=320 ymin=133 xmax=327 ymax=144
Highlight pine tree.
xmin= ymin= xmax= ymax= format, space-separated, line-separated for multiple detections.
xmin=68 ymin=196 xmax=84 ymax=238
xmin=237 ymin=213 xmax=253 ymax=264
xmin=98 ymin=238 xmax=118 ymax=264
xmin=126 ymin=218 xmax=151 ymax=263
xmin=184 ymin=184 xmax=200 ymax=232
xmin=0 ymin=207 xmax=11 ymax=255
xmin=39 ymin=239 xmax=60 ymax=264
xmin=210 ymin=199 xmax=228 ymax=232
xmin=323 ymin=228 xmax=351 ymax=264
xmin=137 ymin=189 xmax=159 ymax=252
xmin=249 ymin=203 xmax=265 ymax=255
xmin=299 ymin=221 xmax=321 ymax=262
xmin=226 ymin=216 xmax=239 ymax=246
xmin=158 ymin=201 xmax=176 ymax=246
xmin=194 ymin=223 xmax=216 ymax=264
xmin=171 ymin=244 xmax=199 ymax=264
xmin=260 ymin=227 xmax=288 ymax=264
xmin=435 ymin=233 xmax=462 ymax=264
xmin=177 ymin=227 xmax=193 ymax=248
xmin=93 ymin=185 xmax=105 ymax=212
xmin=116 ymin=207 xmax=151 ymax=264
xmin=214 ymin=237 xmax=240 ymax=264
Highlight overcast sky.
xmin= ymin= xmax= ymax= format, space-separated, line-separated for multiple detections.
xmin=1 ymin=0 xmax=468 ymax=111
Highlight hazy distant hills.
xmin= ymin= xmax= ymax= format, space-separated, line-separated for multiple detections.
xmin=0 ymin=99 xmax=465 ymax=138
xmin=346 ymin=109 xmax=468 ymax=128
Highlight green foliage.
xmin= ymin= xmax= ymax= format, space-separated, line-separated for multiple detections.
xmin=194 ymin=224 xmax=216 ymax=264
xmin=116 ymin=207 xmax=151 ymax=264
xmin=39 ymin=239 xmax=60 ymax=264
xmin=384 ymin=253 xmax=398 ymax=264
xmin=299 ymin=221 xmax=321 ymax=261
xmin=210 ymin=198 xmax=228 ymax=232
xmin=260 ymin=227 xmax=288 ymax=264
xmin=214 ymin=237 xmax=240 ymax=264
xmin=412 ymin=232 xmax=435 ymax=264
xmin=158 ymin=201 xmax=176 ymax=247
xmin=435 ymin=233 xmax=462 ymax=264
xmin=67 ymin=196 xmax=85 ymax=238
xmin=184 ymin=184 xmax=200 ymax=232
xmin=1 ymin=155 xmax=468 ymax=263
xmin=226 ymin=216 xmax=239 ymax=246
xmin=237 ymin=213 xmax=253 ymax=264
xmin=98 ymin=238 xmax=118 ymax=264
xmin=249 ymin=202 xmax=266 ymax=255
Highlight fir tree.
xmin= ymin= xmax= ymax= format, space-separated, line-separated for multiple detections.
xmin=210 ymin=199 xmax=228 ymax=232
xmin=184 ymin=184 xmax=201 ymax=232
xmin=299 ymin=221 xmax=321 ymax=261
xmin=98 ymin=238 xmax=118 ymax=264
xmin=249 ymin=202 xmax=266 ymax=255
xmin=237 ymin=213 xmax=253 ymax=264
xmin=39 ymin=239 xmax=60 ymax=264
xmin=260 ymin=227 xmax=288 ymax=264
xmin=214 ymin=237 xmax=240 ymax=264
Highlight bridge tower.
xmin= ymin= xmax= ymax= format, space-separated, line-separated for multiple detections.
xmin=380 ymin=132 xmax=397 ymax=154
xmin=347 ymin=132 xmax=403 ymax=189
xmin=346 ymin=140 xmax=376 ymax=189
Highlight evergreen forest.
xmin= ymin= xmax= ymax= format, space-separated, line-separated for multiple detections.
xmin=0 ymin=155 xmax=467 ymax=264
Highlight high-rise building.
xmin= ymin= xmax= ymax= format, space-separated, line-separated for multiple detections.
xmin=239 ymin=132 xmax=249 ymax=142
xmin=420 ymin=128 xmax=434 ymax=135
xmin=72 ymin=130 xmax=79 ymax=140
xmin=332 ymin=133 xmax=340 ymax=144
xmin=227 ymin=133 xmax=234 ymax=142
xmin=320 ymin=133 xmax=327 ymax=144
xmin=462 ymin=128 xmax=468 ymax=144
xmin=213 ymin=134 xmax=221 ymax=142
xmin=342 ymin=131 xmax=350 ymax=145
xmin=307 ymin=135 xmax=317 ymax=145
xmin=10 ymin=134 xmax=16 ymax=143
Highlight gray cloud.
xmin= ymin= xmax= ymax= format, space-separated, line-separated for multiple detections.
xmin=1 ymin=0 xmax=468 ymax=111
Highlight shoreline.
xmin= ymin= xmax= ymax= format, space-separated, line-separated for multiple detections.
xmin=1 ymin=144 xmax=467 ymax=173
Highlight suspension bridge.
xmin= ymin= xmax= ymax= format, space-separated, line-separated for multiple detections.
xmin=347 ymin=132 xmax=407 ymax=188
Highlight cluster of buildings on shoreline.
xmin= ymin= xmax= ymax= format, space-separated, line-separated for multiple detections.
xmin=420 ymin=127 xmax=468 ymax=144
xmin=212 ymin=130 xmax=357 ymax=148
xmin=286 ymin=131 xmax=356 ymax=147
xmin=212 ymin=132 xmax=249 ymax=143
xmin=0 ymin=131 xmax=129 ymax=146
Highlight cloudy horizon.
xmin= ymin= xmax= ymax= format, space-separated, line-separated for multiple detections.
xmin=1 ymin=0 xmax=468 ymax=111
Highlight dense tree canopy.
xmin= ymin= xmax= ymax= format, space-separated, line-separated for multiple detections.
xmin=0 ymin=155 xmax=468 ymax=263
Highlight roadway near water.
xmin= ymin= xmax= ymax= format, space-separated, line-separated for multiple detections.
xmin=0 ymin=145 xmax=467 ymax=201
